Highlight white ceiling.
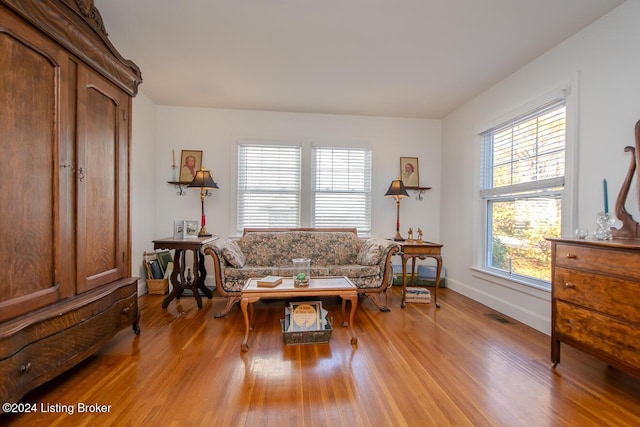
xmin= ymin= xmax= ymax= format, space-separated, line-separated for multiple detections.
xmin=95 ymin=0 xmax=625 ymax=119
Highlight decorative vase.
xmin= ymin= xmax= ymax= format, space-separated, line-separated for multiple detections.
xmin=292 ymin=258 xmax=310 ymax=287
xmin=594 ymin=211 xmax=615 ymax=240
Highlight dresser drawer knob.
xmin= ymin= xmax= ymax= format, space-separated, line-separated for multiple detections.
xmin=564 ymin=282 xmax=575 ymax=289
xmin=20 ymin=362 xmax=32 ymax=374
xmin=566 ymin=253 xmax=577 ymax=259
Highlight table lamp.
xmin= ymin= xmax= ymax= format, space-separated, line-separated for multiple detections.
xmin=385 ymin=178 xmax=409 ymax=241
xmin=188 ymin=168 xmax=219 ymax=237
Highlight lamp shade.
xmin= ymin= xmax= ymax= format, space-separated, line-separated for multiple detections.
xmin=384 ymin=178 xmax=409 ymax=198
xmin=188 ymin=169 xmax=219 ymax=189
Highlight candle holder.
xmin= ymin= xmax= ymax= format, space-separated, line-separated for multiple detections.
xmin=594 ymin=211 xmax=615 ymax=240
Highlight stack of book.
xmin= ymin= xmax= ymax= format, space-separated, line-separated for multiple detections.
xmin=143 ymin=250 xmax=173 ymax=281
xmin=405 ymin=287 xmax=431 ymax=304
xmin=256 ymin=275 xmax=283 ymax=287
xmin=281 ymin=301 xmax=333 ymax=345
xmin=284 ymin=301 xmax=329 ymax=332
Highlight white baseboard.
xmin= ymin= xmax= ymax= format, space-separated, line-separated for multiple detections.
xmin=446 ymin=278 xmax=551 ymax=335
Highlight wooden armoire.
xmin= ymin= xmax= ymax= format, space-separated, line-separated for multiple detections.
xmin=0 ymin=0 xmax=142 ymax=404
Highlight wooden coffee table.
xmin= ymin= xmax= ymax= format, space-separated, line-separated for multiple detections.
xmin=240 ymin=276 xmax=358 ymax=351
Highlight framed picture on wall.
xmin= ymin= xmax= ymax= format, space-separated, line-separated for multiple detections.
xmin=400 ymin=157 xmax=420 ymax=188
xmin=179 ymin=150 xmax=203 ymax=183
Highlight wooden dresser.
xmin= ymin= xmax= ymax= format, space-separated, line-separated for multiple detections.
xmin=548 ymin=237 xmax=640 ymax=378
xmin=0 ymin=0 xmax=142 ymax=405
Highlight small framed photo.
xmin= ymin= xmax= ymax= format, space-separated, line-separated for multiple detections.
xmin=400 ymin=157 xmax=420 ymax=188
xmin=173 ymin=219 xmax=185 ymax=239
xmin=179 ymin=150 xmax=203 ymax=183
xmin=184 ymin=220 xmax=199 ymax=238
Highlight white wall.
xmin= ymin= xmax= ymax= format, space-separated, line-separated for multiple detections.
xmin=152 ymin=108 xmax=441 ymax=239
xmin=441 ymin=0 xmax=640 ymax=333
xmin=127 ymin=107 xmax=440 ymax=284
xmin=131 ymin=92 xmax=158 ymax=294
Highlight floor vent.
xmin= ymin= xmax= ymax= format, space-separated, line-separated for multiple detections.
xmin=484 ymin=313 xmax=512 ymax=324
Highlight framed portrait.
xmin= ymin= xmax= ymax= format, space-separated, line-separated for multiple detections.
xmin=400 ymin=157 xmax=420 ymax=188
xmin=184 ymin=220 xmax=199 ymax=238
xmin=179 ymin=150 xmax=203 ymax=183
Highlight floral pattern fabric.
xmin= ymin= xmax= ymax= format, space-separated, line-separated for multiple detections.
xmin=213 ymin=237 xmax=245 ymax=268
xmin=206 ymin=231 xmax=399 ymax=293
xmin=357 ymin=238 xmax=391 ymax=265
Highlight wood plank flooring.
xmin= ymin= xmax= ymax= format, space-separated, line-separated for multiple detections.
xmin=2 ymin=287 xmax=639 ymax=426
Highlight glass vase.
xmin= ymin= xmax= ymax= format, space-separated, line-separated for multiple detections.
xmin=594 ymin=211 xmax=615 ymax=240
xmin=292 ymin=258 xmax=311 ymax=287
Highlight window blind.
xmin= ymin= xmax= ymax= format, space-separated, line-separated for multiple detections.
xmin=480 ymin=101 xmax=566 ymax=197
xmin=237 ymin=143 xmax=301 ymax=231
xmin=311 ymin=147 xmax=372 ymax=232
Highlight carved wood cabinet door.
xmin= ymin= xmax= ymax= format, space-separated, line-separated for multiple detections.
xmin=75 ymin=64 xmax=130 ymax=294
xmin=0 ymin=10 xmax=72 ymax=322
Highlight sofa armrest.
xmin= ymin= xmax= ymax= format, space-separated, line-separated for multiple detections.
xmin=380 ymin=242 xmax=400 ymax=287
xmin=202 ymin=241 xmax=238 ymax=298
xmin=357 ymin=238 xmax=400 ymax=266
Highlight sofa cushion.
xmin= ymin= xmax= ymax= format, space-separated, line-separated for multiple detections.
xmin=239 ymin=231 xmax=362 ymax=266
xmin=216 ymin=238 xmax=246 ymax=268
xmin=223 ymin=264 xmax=383 ymax=292
xmin=357 ymin=238 xmax=390 ymax=265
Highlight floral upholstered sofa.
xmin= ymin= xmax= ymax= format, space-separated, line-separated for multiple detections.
xmin=203 ymin=228 xmax=399 ymax=318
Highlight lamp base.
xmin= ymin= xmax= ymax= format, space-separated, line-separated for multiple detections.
xmin=392 ymin=231 xmax=405 ymax=241
xmin=198 ymin=226 xmax=212 ymax=237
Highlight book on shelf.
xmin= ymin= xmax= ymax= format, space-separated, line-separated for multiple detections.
xmin=257 ymin=275 xmax=283 ymax=287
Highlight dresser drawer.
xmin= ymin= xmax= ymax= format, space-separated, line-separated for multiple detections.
xmin=553 ymin=267 xmax=640 ymax=323
xmin=555 ymin=300 xmax=640 ymax=368
xmin=554 ymin=243 xmax=640 ymax=280
xmin=0 ymin=292 xmax=137 ymax=403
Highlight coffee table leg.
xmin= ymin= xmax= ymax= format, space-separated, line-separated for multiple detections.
xmin=347 ymin=295 xmax=358 ymax=346
xmin=240 ymin=297 xmax=250 ymax=351
xmin=341 ymin=298 xmax=347 ymax=327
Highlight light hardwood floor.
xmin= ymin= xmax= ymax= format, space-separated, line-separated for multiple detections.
xmin=2 ymin=286 xmax=639 ymax=426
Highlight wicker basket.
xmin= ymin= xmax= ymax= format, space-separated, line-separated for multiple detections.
xmin=147 ymin=279 xmax=169 ymax=295
xmin=280 ymin=317 xmax=333 ymax=345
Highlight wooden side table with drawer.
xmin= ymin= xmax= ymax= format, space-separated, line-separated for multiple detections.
xmin=548 ymin=237 xmax=640 ymax=378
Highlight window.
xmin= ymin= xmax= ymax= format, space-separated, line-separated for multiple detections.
xmin=237 ymin=142 xmax=372 ymax=234
xmin=237 ymin=143 xmax=301 ymax=231
xmin=312 ymin=147 xmax=372 ymax=233
xmin=480 ymin=100 xmax=566 ymax=288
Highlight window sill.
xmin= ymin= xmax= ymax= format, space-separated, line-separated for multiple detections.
xmin=469 ymin=266 xmax=551 ymax=299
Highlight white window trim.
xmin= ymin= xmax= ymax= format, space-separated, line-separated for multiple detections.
xmin=473 ymin=78 xmax=579 ymax=291
xmin=232 ymin=138 xmax=373 ymax=236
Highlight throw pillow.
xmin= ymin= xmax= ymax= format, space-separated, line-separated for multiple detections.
xmin=217 ymin=238 xmax=246 ymax=268
xmin=356 ymin=238 xmax=387 ymax=266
